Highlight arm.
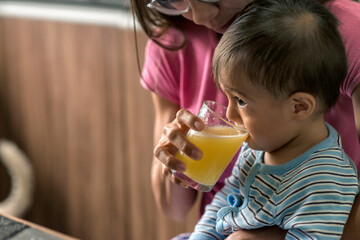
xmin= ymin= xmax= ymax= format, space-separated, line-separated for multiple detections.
xmin=150 ymin=93 xmax=199 ymax=221
xmin=189 ymin=176 xmax=235 ymax=240
xmin=351 ymin=84 xmax=360 ymax=142
xmin=225 ymin=227 xmax=287 ymax=240
xmin=189 ymin=150 xmax=247 ymax=240
xmin=341 ymin=85 xmax=360 ymax=239
xmin=283 ymin=166 xmax=358 ymax=240
xmin=341 ymin=195 xmax=360 ymax=239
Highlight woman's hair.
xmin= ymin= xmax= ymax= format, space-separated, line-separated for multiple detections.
xmin=130 ymin=0 xmax=187 ymax=50
xmin=213 ymin=0 xmax=347 ymax=110
xmin=130 ymin=0 xmax=331 ymax=50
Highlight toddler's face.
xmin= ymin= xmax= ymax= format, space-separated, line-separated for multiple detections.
xmin=219 ymin=71 xmax=297 ymax=153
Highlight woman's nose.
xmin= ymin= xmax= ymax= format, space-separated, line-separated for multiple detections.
xmin=187 ymin=0 xmax=219 ymax=25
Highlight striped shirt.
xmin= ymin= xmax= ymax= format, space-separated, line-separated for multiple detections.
xmin=189 ymin=124 xmax=359 ymax=240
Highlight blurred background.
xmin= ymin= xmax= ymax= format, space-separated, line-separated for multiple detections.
xmin=0 ymin=0 xmax=198 ymax=239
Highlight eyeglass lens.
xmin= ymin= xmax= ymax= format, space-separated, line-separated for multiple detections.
xmin=147 ymin=0 xmax=189 ymax=15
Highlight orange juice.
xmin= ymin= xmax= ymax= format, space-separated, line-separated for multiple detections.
xmin=176 ymin=126 xmax=248 ymax=187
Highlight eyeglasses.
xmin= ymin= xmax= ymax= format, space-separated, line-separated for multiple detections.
xmin=147 ymin=0 xmax=220 ymax=16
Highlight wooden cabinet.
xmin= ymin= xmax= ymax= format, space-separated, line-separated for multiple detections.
xmin=0 ymin=16 xmax=198 ymax=240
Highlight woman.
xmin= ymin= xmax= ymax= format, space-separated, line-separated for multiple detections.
xmin=131 ymin=0 xmax=360 ymax=238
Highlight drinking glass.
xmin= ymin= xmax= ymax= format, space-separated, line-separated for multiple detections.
xmin=174 ymin=101 xmax=248 ymax=192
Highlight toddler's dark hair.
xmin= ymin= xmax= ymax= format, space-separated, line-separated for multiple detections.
xmin=213 ymin=0 xmax=347 ymax=110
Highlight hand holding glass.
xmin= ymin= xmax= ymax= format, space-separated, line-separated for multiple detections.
xmin=174 ymin=101 xmax=248 ymax=192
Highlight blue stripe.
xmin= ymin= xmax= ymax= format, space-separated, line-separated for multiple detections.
xmin=189 ymin=127 xmax=358 ymax=240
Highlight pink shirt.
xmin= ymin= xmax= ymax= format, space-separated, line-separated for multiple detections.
xmin=141 ymin=0 xmax=360 ymax=217
xmin=324 ymin=0 xmax=360 ymax=172
xmin=141 ymin=20 xmax=227 ymax=114
xmin=141 ymin=20 xmax=229 ymax=216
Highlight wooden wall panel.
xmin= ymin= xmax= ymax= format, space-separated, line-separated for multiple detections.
xmin=0 ymin=16 xmax=198 ymax=240
xmin=0 ymin=14 xmax=12 ymax=206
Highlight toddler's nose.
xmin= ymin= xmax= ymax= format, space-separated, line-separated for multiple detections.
xmin=226 ymin=103 xmax=243 ymax=126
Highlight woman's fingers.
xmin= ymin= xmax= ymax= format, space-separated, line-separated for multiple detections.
xmin=154 ymin=143 xmax=186 ymax=172
xmin=173 ymin=110 xmax=204 ymax=159
xmin=154 ymin=109 xmax=205 ymax=189
xmin=163 ymin=166 xmax=189 ymax=188
xmin=163 ymin=123 xmax=202 ymax=160
xmin=176 ymin=109 xmax=204 ymax=131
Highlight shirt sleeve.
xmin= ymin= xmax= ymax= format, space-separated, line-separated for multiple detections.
xmin=189 ymin=146 xmax=249 ymax=240
xmin=140 ymin=39 xmax=181 ymax=105
xmin=340 ymin=18 xmax=360 ymax=97
xmin=278 ymin=161 xmax=359 ymax=240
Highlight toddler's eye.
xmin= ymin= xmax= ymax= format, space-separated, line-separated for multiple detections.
xmin=234 ymin=96 xmax=247 ymax=107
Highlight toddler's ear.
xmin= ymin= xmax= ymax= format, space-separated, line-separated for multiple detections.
xmin=289 ymin=92 xmax=316 ymax=120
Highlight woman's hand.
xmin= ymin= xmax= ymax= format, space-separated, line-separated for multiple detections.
xmin=153 ymin=109 xmax=205 ymax=187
